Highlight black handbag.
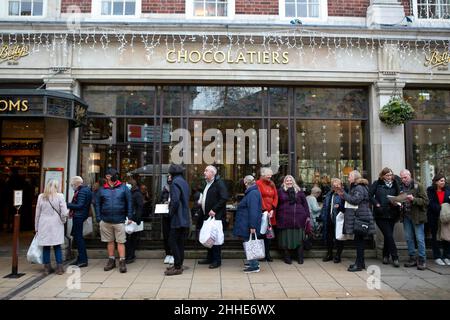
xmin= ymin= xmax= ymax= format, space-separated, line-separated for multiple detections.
xmin=353 ymin=214 xmax=370 ymax=236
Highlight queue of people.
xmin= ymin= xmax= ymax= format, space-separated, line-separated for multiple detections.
xmin=29 ymin=164 xmax=450 ymax=277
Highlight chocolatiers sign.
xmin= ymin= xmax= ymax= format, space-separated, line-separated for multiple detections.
xmin=0 ymin=45 xmax=29 ymax=64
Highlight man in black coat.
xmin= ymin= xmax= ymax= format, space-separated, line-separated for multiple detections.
xmin=198 ymin=165 xmax=229 ymax=269
xmin=125 ymin=178 xmax=144 ymax=264
xmin=68 ymin=176 xmax=93 ymax=267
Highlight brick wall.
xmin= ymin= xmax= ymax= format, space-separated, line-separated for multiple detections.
xmin=328 ymin=0 xmax=369 ymax=17
xmin=61 ymin=0 xmax=91 ymax=13
xmin=142 ymin=0 xmax=185 ymax=13
xmin=235 ymin=0 xmax=278 ymax=15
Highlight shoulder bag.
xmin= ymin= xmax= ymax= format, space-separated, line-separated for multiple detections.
xmin=48 ymin=198 xmax=67 ymax=224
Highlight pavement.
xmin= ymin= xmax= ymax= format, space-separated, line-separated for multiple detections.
xmin=1 ymin=255 xmax=450 ymax=300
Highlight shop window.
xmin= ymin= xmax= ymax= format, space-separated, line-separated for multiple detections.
xmin=8 ymin=0 xmax=44 ymax=16
xmin=296 ymin=120 xmax=367 ymax=190
xmin=295 ymin=88 xmax=368 ymax=119
xmin=269 ymin=87 xmax=289 ymax=117
xmin=279 ymin=0 xmax=327 ymax=21
xmin=409 ymin=124 xmax=449 ymax=187
xmin=187 ymin=86 xmax=263 ymax=116
xmin=186 ymin=0 xmax=234 ymax=18
xmin=415 ymin=0 xmax=450 ymax=19
xmin=404 ymin=89 xmax=450 ymax=120
xmin=160 ymin=86 xmax=182 ymax=116
xmin=83 ymin=85 xmax=155 ymax=116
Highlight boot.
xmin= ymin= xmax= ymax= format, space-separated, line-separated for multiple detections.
xmin=334 ymin=248 xmax=343 ymax=263
xmin=43 ymin=264 xmax=54 ymax=275
xmin=119 ymin=259 xmax=127 ymax=273
xmin=297 ymin=247 xmax=304 ymax=264
xmin=265 ymin=248 xmax=273 ymax=262
xmin=322 ymin=249 xmax=333 ymax=262
xmin=56 ymin=264 xmax=64 ymax=275
xmin=104 ymin=258 xmax=116 ymax=271
xmin=392 ymin=256 xmax=400 ymax=268
xmin=417 ymin=257 xmax=427 ymax=270
xmin=283 ymin=249 xmax=292 ymax=264
xmin=404 ymin=256 xmax=417 ymax=268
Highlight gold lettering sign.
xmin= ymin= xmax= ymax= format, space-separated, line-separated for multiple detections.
xmin=0 ymin=99 xmax=29 ymax=112
xmin=424 ymin=50 xmax=450 ymax=69
xmin=166 ymin=49 xmax=289 ymax=64
xmin=0 ymin=45 xmax=30 ymax=64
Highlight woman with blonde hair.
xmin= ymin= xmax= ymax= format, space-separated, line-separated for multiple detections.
xmin=35 ymin=179 xmax=69 ymax=275
xmin=276 ymin=175 xmax=310 ymax=264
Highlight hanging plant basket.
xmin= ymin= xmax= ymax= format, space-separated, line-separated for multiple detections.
xmin=379 ymin=97 xmax=415 ymax=127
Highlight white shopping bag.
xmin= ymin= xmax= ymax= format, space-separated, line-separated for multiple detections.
xmin=260 ymin=211 xmax=269 ymax=234
xmin=335 ymin=212 xmax=354 ymax=241
xmin=214 ymin=219 xmax=224 ymax=245
xmin=125 ymin=218 xmax=144 ymax=234
xmin=199 ymin=217 xmax=218 ymax=248
xmin=83 ymin=217 xmax=93 ymax=236
xmin=243 ymin=233 xmax=265 ymax=261
xmin=27 ymin=235 xmax=43 ymax=264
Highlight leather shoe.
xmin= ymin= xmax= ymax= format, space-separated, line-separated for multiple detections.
xmin=198 ymin=259 xmax=211 ymax=265
xmin=265 ymin=256 xmax=273 ymax=262
xmin=333 ymin=256 xmax=341 ymax=263
xmin=76 ymin=262 xmax=88 ymax=268
xmin=382 ymin=256 xmax=389 ymax=264
xmin=209 ymin=262 xmax=221 ymax=269
xmin=322 ymin=255 xmax=333 ymax=262
xmin=347 ymin=264 xmax=363 ymax=272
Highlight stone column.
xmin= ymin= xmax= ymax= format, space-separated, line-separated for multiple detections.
xmin=370 ymin=80 xmax=408 ymax=256
xmin=367 ymin=0 xmax=406 ymax=27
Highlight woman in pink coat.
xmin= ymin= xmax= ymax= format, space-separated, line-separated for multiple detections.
xmin=35 ymin=179 xmax=69 ymax=275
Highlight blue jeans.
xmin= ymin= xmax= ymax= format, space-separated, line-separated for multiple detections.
xmin=72 ymin=217 xmax=88 ymax=264
xmin=403 ymin=216 xmax=426 ymax=259
xmin=43 ymin=245 xmax=62 ymax=264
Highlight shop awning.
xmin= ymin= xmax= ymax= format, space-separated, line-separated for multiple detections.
xmin=0 ymin=89 xmax=88 ymax=127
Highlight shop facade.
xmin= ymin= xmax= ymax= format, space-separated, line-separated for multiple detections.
xmin=0 ymin=17 xmax=449 ymax=249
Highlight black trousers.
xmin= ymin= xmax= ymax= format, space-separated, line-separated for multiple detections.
xmin=169 ymin=227 xmax=188 ymax=268
xmin=428 ymin=215 xmax=450 ymax=259
xmin=125 ymin=231 xmax=140 ymax=260
xmin=264 ymin=237 xmax=272 ymax=257
xmin=376 ymin=219 xmax=399 ymax=260
xmin=207 ymin=245 xmax=222 ymax=265
xmin=325 ymin=215 xmax=344 ymax=256
xmin=354 ymin=234 xmax=365 ymax=266
xmin=162 ymin=216 xmax=172 ymax=256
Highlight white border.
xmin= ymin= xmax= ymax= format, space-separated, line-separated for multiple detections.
xmin=185 ymin=0 xmax=235 ymax=19
xmin=279 ymin=0 xmax=328 ymax=23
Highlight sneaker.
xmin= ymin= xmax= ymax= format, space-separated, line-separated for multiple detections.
xmin=243 ymin=266 xmax=260 ymax=273
xmin=168 ymin=256 xmax=174 ymax=264
xmin=104 ymin=258 xmax=116 ymax=271
xmin=392 ymin=259 xmax=400 ymax=268
xmin=444 ymin=258 xmax=450 ymax=265
xmin=435 ymin=258 xmax=446 ymax=266
xmin=404 ymin=256 xmax=417 ymax=268
xmin=163 ymin=255 xmax=171 ymax=264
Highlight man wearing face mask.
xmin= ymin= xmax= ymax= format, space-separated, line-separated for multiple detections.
xmin=95 ymin=168 xmax=133 ymax=273
xmin=67 ymin=176 xmax=92 ymax=267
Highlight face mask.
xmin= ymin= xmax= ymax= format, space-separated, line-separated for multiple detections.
xmin=71 ymin=185 xmax=78 ymax=191
xmin=110 ymin=175 xmax=118 ymax=182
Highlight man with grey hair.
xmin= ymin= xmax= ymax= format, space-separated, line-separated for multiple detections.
xmin=68 ymin=176 xmax=92 ymax=267
xmin=198 ymin=165 xmax=229 ymax=269
xmin=399 ymin=169 xmax=429 ymax=270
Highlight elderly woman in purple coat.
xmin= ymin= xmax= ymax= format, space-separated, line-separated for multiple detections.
xmin=277 ymin=175 xmax=310 ymax=264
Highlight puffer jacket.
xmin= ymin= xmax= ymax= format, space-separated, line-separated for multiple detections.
xmin=369 ymin=179 xmax=401 ymax=220
xmin=67 ymin=185 xmax=92 ymax=219
xmin=95 ymin=181 xmax=133 ymax=224
xmin=342 ymin=178 xmax=376 ymax=235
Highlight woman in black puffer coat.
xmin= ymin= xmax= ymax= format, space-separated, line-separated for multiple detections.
xmin=369 ymin=168 xmax=401 ymax=267
xmin=337 ymin=170 xmax=376 ymax=272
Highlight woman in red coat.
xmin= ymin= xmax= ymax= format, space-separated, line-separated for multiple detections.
xmin=256 ymin=167 xmax=278 ymax=261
